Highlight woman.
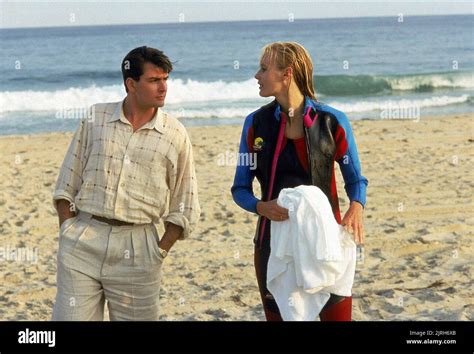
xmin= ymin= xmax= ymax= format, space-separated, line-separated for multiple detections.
xmin=231 ymin=42 xmax=368 ymax=321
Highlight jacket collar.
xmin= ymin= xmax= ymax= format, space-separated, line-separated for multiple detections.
xmin=273 ymin=96 xmax=318 ymax=126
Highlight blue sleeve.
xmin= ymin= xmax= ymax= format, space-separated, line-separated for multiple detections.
xmin=334 ymin=112 xmax=369 ymax=208
xmin=231 ymin=112 xmax=260 ymax=214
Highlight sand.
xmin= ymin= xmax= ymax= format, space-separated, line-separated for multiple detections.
xmin=0 ymin=113 xmax=473 ymax=321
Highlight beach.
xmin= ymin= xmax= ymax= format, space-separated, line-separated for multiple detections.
xmin=0 ymin=113 xmax=473 ymax=321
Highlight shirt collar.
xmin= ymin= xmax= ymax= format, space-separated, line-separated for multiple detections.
xmin=107 ymin=99 xmax=165 ymax=133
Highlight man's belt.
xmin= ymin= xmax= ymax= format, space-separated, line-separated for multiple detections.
xmin=91 ymin=215 xmax=134 ymax=226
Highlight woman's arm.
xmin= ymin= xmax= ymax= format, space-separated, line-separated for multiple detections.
xmin=333 ymin=112 xmax=368 ymax=244
xmin=230 ymin=113 xmax=260 ymax=213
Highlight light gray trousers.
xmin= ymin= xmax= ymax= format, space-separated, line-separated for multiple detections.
xmin=52 ymin=211 xmax=163 ymax=321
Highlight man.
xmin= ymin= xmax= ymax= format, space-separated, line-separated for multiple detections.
xmin=52 ymin=46 xmax=200 ymax=321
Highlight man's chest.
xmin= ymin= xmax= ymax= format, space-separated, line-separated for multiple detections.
xmin=86 ymin=125 xmax=179 ymax=181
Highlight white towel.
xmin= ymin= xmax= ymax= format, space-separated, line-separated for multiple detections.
xmin=267 ymin=185 xmax=356 ymax=321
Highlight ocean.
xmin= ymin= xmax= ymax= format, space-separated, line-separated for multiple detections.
xmin=0 ymin=14 xmax=472 ymax=135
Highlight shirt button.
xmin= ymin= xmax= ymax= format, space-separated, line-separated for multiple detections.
xmin=120 ymin=182 xmax=125 ymax=187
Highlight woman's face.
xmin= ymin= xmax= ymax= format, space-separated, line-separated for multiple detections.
xmin=254 ymin=55 xmax=286 ymax=98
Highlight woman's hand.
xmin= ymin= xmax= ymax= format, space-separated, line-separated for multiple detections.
xmin=341 ymin=201 xmax=365 ymax=245
xmin=256 ymin=199 xmax=289 ymax=221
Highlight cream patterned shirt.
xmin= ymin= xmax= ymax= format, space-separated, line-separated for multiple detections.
xmin=53 ymin=100 xmax=200 ymax=239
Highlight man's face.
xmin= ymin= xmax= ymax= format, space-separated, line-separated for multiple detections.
xmin=254 ymin=55 xmax=285 ymax=98
xmin=132 ymin=62 xmax=168 ymax=108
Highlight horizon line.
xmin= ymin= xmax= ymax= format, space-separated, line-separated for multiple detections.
xmin=1 ymin=12 xmax=471 ymax=30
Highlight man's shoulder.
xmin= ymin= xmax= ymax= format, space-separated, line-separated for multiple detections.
xmin=163 ymin=111 xmax=188 ymax=135
xmin=72 ymin=102 xmax=118 ymax=132
xmin=74 ymin=102 xmax=120 ymax=129
xmin=90 ymin=102 xmax=120 ymax=121
xmin=161 ymin=111 xmax=193 ymax=148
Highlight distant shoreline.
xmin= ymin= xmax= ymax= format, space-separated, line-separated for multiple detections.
xmin=1 ymin=13 xmax=472 ymax=31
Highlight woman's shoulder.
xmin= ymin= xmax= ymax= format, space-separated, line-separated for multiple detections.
xmin=314 ymin=101 xmax=350 ymax=125
xmin=243 ymin=100 xmax=277 ymax=125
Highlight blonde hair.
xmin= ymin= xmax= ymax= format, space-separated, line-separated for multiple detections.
xmin=260 ymin=42 xmax=316 ymax=100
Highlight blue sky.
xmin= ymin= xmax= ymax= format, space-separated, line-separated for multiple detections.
xmin=0 ymin=0 xmax=472 ymax=29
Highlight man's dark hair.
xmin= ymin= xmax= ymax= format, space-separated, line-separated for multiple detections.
xmin=121 ymin=46 xmax=173 ymax=92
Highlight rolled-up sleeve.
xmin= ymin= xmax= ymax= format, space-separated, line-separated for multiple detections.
xmin=165 ymin=131 xmax=201 ymax=240
xmin=52 ymin=118 xmax=89 ymax=211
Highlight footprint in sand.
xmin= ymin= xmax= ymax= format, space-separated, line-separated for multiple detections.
xmin=441 ymin=287 xmax=456 ymax=294
xmin=426 ymin=256 xmax=439 ymax=267
xmin=213 ymin=211 xmax=225 ymax=220
xmin=416 ymin=228 xmax=430 ymax=235
xmin=413 ymin=289 xmax=445 ymax=303
xmin=204 ymin=308 xmax=230 ymax=319
xmin=230 ymin=294 xmax=247 ymax=307
xmin=370 ymin=248 xmax=386 ymax=261
xmin=375 ymin=289 xmax=395 ymax=298
xmin=383 ymin=302 xmax=404 ymax=315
